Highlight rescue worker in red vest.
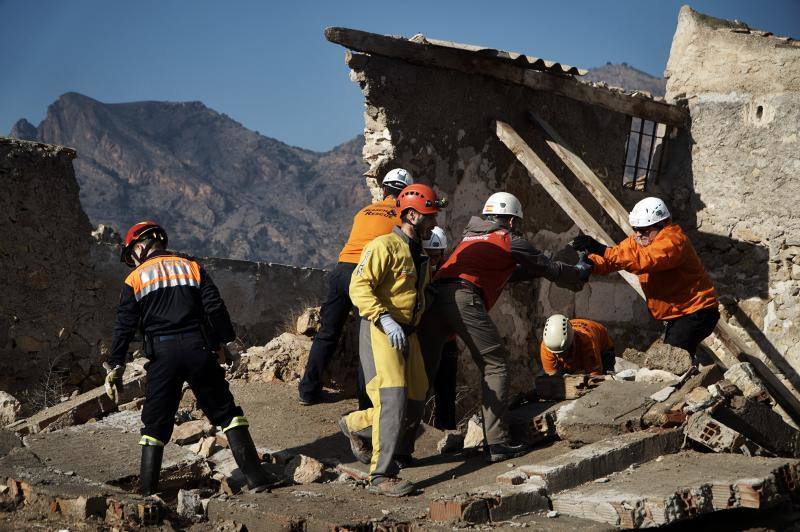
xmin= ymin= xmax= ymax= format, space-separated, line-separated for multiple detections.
xmin=299 ymin=169 xmax=413 ymax=406
xmin=105 ymin=221 xmax=281 ymax=496
xmin=422 ymin=227 xmax=460 ymax=430
xmin=337 ymin=184 xmax=444 ymax=497
xmin=570 ymin=197 xmax=719 ymax=360
xmin=539 ymin=315 xmax=615 ymax=376
xmin=418 ymin=192 xmax=590 ymax=462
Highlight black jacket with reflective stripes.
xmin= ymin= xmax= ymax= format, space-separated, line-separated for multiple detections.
xmin=108 ymin=251 xmax=235 ymax=367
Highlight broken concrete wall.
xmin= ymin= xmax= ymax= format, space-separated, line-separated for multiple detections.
xmin=664 ymin=7 xmax=800 ymax=375
xmin=0 ymin=138 xmax=106 ymax=404
xmin=346 ymin=50 xmax=661 ymax=406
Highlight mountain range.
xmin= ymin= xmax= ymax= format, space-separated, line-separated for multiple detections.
xmin=8 ymin=63 xmax=664 ymax=267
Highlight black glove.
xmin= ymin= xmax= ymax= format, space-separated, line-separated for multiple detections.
xmin=570 ymin=234 xmax=607 ymax=256
xmin=574 ymin=252 xmax=593 ymax=282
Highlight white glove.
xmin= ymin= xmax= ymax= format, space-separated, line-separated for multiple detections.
xmin=379 ymin=314 xmax=407 ymax=351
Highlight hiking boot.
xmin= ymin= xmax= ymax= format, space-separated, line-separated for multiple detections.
xmin=298 ymin=389 xmax=321 ymax=406
xmin=338 ymin=416 xmax=371 ymax=464
xmin=368 ymin=476 xmax=415 ymax=497
xmin=487 ymin=441 xmax=531 ymax=463
xmin=392 ymin=454 xmax=414 ymax=470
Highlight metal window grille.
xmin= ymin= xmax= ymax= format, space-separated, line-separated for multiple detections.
xmin=623 ymin=117 xmax=668 ymax=191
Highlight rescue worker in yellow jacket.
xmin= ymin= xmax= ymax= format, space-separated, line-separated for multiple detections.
xmin=337 ymin=183 xmax=445 ymax=497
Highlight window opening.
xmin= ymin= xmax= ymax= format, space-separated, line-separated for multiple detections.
xmin=622 ymin=117 xmax=668 ymax=191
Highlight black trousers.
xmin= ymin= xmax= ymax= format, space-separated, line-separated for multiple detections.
xmin=664 ymin=306 xmax=720 ymax=359
xmin=299 ymin=262 xmax=370 ymax=409
xmin=433 ymin=339 xmax=459 ymax=430
xmin=141 ymin=331 xmax=243 ymax=443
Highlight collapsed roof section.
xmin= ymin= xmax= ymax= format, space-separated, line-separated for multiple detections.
xmin=325 ymin=27 xmax=688 ymax=127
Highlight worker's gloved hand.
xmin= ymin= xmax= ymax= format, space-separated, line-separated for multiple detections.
xmin=570 ymin=234 xmax=607 ymax=256
xmin=574 ymin=252 xmax=593 ymax=282
xmin=103 ymin=362 xmax=124 ymax=402
xmin=379 ymin=314 xmax=407 ymax=351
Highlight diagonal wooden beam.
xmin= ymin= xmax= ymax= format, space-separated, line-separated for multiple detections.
xmin=528 ymin=111 xmax=634 ymax=236
xmin=511 ymin=117 xmax=800 ymax=423
xmin=493 ymin=120 xmax=644 ymax=299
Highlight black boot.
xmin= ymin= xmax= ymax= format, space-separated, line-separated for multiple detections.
xmin=226 ymin=426 xmax=284 ymax=492
xmin=139 ymin=444 xmax=164 ymax=496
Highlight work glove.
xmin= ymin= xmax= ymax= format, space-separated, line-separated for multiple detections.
xmin=103 ymin=362 xmax=124 ymax=402
xmin=379 ymin=314 xmax=407 ymax=351
xmin=570 ymin=234 xmax=607 ymax=256
xmin=574 ymin=251 xmax=593 ymax=282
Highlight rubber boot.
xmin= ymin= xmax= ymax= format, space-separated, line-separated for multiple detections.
xmin=226 ymin=426 xmax=284 ymax=492
xmin=139 ymin=444 xmax=163 ymax=496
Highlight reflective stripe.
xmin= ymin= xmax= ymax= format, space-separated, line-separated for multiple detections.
xmin=127 ymin=257 xmax=202 ymax=301
xmin=222 ymin=416 xmax=249 ymax=432
xmin=139 ymin=435 xmax=165 ymax=447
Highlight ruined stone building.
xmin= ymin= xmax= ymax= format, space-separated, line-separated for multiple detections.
xmin=326 ymin=6 xmax=800 ymax=410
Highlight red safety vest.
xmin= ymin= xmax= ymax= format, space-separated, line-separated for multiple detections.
xmin=435 ymin=229 xmax=515 ymax=310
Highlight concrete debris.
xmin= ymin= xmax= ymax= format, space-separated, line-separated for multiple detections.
xmin=643 ymin=364 xmax=722 ymax=427
xmin=198 ymin=435 xmax=219 ymax=458
xmin=614 ymin=369 xmax=636 ymax=381
xmin=429 ymin=483 xmax=550 ymax=524
xmin=713 ymin=395 xmax=800 ymax=457
xmin=686 ymin=411 xmax=766 ymax=455
xmin=547 ymin=510 xmax=559 ymax=518
xmin=172 ymin=419 xmax=215 ymax=446
xmin=296 ymin=307 xmax=322 ymax=336
xmin=649 ymin=386 xmax=676 ymax=402
xmin=551 ymin=452 xmax=800 ymax=528
xmin=463 ymin=415 xmax=484 ymax=449
xmin=0 ymin=391 xmax=21 ymax=427
xmin=535 ymin=375 xmax=609 ymax=400
xmin=724 ymin=362 xmax=768 ymax=399
xmin=436 ymin=431 xmax=465 ymax=454
xmin=635 ymin=368 xmax=679 ymax=385
xmin=177 ymin=488 xmax=204 ymax=518
xmin=621 ymin=341 xmax=693 ymax=376
xmin=242 ymin=332 xmax=312 ymax=382
xmin=683 ymin=386 xmax=715 ymax=413
xmin=285 ymin=454 xmax=325 ymax=484
xmin=613 ymin=357 xmax=640 ymax=373
xmin=0 ymin=429 xmax=22 ymax=459
xmin=555 ymin=380 xmax=665 ymax=443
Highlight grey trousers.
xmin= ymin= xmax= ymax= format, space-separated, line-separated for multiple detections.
xmin=417 ymin=282 xmax=511 ymax=446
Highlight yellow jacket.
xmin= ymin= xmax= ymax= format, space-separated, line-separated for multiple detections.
xmin=350 ymin=227 xmax=430 ymax=326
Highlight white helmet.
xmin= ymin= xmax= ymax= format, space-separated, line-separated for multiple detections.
xmin=629 ymin=197 xmax=670 ymax=228
xmin=483 ymin=192 xmax=523 ymax=219
xmin=423 ymin=226 xmax=448 ymax=250
xmin=382 ymin=168 xmax=414 ymax=190
xmin=543 ymin=314 xmax=574 ymax=354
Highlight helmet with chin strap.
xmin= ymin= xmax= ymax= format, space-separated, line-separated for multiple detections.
xmin=121 ymin=221 xmax=167 ymax=267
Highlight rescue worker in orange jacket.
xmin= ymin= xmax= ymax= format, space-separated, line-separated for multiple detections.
xmin=106 ymin=221 xmax=281 ymax=496
xmin=539 ymin=315 xmax=615 ymax=376
xmin=298 ymin=169 xmax=413 ymax=406
xmin=417 ymin=192 xmax=589 ymax=463
xmin=570 ymin=197 xmax=719 ymax=360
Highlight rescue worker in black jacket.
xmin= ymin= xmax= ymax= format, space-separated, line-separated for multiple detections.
xmin=105 ymin=221 xmax=281 ymax=495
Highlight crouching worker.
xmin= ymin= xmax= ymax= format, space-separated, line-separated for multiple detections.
xmin=338 ymin=184 xmax=445 ymax=497
xmin=105 ymin=221 xmax=282 ymax=496
xmin=570 ymin=197 xmax=719 ymax=361
xmin=540 ymin=315 xmax=615 ymax=376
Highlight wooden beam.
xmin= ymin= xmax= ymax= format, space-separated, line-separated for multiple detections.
xmin=516 ymin=117 xmax=800 ymax=422
xmin=528 ymin=111 xmax=634 ymax=236
xmin=325 ymin=27 xmax=688 ymax=127
xmin=493 ymin=120 xmax=644 ymax=299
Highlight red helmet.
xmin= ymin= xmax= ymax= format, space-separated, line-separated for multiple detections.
xmin=396 ymin=184 xmax=447 ymax=215
xmin=121 ymin=221 xmax=168 ymax=266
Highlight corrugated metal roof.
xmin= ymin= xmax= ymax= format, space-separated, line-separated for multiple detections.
xmin=409 ymin=34 xmax=588 ymax=76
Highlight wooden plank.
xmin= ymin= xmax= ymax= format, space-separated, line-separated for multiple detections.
xmin=510 ymin=118 xmax=800 ymax=422
xmin=528 ymin=111 xmax=634 ymax=236
xmin=325 ymin=27 xmax=688 ymax=127
xmin=493 ymin=120 xmax=645 ymax=298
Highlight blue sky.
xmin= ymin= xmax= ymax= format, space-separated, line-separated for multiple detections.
xmin=1 ymin=1 xmax=798 ymax=152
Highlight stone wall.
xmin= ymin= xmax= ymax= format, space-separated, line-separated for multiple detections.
xmin=346 ymin=52 xmax=663 ymax=403
xmin=664 ymin=7 xmax=800 ymax=377
xmin=0 ymin=138 xmax=104 ymax=403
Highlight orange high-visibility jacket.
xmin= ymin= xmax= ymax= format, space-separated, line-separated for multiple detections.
xmin=540 ymin=319 xmax=612 ymax=376
xmin=588 ymin=223 xmax=718 ymax=321
xmin=338 ymin=197 xmax=401 ymax=264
